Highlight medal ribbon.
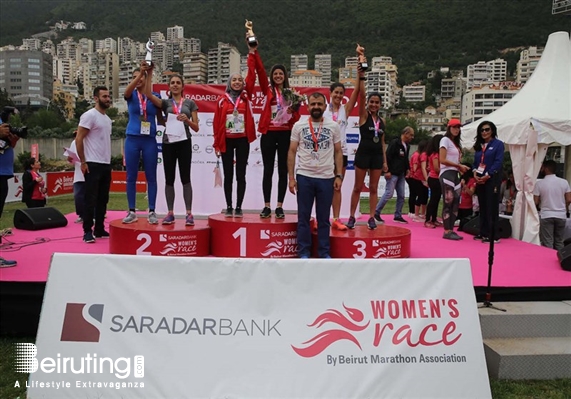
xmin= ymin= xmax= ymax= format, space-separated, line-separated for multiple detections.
xmin=275 ymin=88 xmax=283 ymax=111
xmin=329 ymin=104 xmax=338 ymax=122
xmin=372 ymin=114 xmax=380 ymax=140
xmin=171 ymin=97 xmax=184 ymax=115
xmin=226 ymin=93 xmax=242 ymax=114
xmin=308 ymin=118 xmax=323 ymax=152
xmin=137 ymin=90 xmax=147 ymax=121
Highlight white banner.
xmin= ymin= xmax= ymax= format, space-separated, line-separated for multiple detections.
xmin=25 ymin=254 xmax=491 ymax=398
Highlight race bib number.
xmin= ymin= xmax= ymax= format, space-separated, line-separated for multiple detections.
xmin=226 ymin=114 xmax=245 ymax=134
xmin=140 ymin=121 xmax=151 ymax=135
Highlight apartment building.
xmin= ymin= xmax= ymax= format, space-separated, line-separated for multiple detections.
xmin=183 ymin=52 xmax=208 ymax=84
xmin=0 ymin=49 xmax=53 ymax=107
xmin=461 ymin=82 xmax=522 ymax=124
xmin=314 ymin=54 xmax=331 ymax=86
xmin=82 ymin=51 xmax=119 ymax=101
xmin=289 ymin=70 xmax=323 ymax=87
xmin=290 ymin=54 xmax=308 ymax=73
xmin=516 ymin=46 xmax=543 ymax=84
xmin=402 ymin=83 xmax=426 ymax=103
xmin=207 ymin=43 xmax=240 ymax=84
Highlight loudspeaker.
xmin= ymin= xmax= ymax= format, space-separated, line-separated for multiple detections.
xmin=14 ymin=207 xmax=68 ymax=231
xmin=461 ymin=215 xmax=512 ymax=239
xmin=558 ymin=244 xmax=571 ymax=271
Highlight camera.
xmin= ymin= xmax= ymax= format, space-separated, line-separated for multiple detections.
xmin=1 ymin=106 xmax=28 ymax=139
xmin=0 ymin=106 xmax=27 ymax=152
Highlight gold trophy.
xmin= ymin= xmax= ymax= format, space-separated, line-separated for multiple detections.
xmin=356 ymin=43 xmax=368 ymax=71
xmin=245 ymin=19 xmax=258 ymax=47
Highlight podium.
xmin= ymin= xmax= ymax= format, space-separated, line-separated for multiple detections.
xmin=109 ymin=218 xmax=210 ymax=256
xmin=109 ymin=213 xmax=412 ymax=259
xmin=313 ymin=224 xmax=411 ymax=258
xmin=209 ymin=213 xmax=298 ymax=258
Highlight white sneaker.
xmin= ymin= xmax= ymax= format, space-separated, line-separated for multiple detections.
xmin=148 ymin=212 xmax=158 ymax=225
xmin=74 ymin=217 xmax=83 ymax=223
xmin=122 ymin=211 xmax=138 ymax=224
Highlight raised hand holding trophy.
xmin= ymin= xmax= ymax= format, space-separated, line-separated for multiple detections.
xmin=356 ymin=43 xmax=368 ymax=71
xmin=145 ymin=38 xmax=154 ymax=66
xmin=245 ymin=19 xmax=258 ymax=47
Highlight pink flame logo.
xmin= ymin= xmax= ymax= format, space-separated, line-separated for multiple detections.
xmin=292 ymin=304 xmax=369 ymax=357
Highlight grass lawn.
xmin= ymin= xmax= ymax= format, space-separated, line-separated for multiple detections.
xmin=1 ymin=195 xmax=570 ymax=398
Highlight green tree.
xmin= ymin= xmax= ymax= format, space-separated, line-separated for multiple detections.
xmin=76 ymin=79 xmax=84 ymax=97
xmin=106 ymin=107 xmax=119 ymax=119
xmin=171 ymin=61 xmax=183 ymax=75
xmin=51 ymin=93 xmax=69 ymax=121
xmin=0 ymin=88 xmax=14 ymax=111
xmin=385 ymin=117 xmax=419 ymax=143
xmin=26 ymin=108 xmax=65 ymax=130
xmin=74 ymin=99 xmax=91 ymax=120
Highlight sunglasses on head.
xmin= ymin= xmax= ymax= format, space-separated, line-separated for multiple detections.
xmin=480 ymin=127 xmax=492 ymax=133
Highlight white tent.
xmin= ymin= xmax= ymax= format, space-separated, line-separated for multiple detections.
xmin=461 ymin=31 xmax=571 ymax=245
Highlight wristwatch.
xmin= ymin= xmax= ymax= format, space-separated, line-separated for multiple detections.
xmin=335 ymin=174 xmax=343 ymax=180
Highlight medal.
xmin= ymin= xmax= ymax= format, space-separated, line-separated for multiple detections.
xmin=372 ymin=113 xmax=381 ymax=144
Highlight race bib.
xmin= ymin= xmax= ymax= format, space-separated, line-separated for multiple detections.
xmin=226 ymin=114 xmax=245 ymax=134
xmin=310 ymin=151 xmax=320 ymax=167
xmin=140 ymin=121 xmax=151 ymax=135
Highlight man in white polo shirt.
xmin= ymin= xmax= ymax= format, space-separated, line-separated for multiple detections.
xmin=76 ymin=86 xmax=113 ymax=243
xmin=533 ymin=159 xmax=571 ymax=250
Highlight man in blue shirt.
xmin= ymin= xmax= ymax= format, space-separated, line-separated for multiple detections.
xmin=0 ymin=119 xmax=17 ymax=267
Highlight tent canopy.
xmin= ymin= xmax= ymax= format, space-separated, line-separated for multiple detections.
xmin=461 ymin=31 xmax=571 ymax=149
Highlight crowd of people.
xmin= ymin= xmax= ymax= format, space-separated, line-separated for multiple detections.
xmin=1 ymin=37 xmax=567 ymax=262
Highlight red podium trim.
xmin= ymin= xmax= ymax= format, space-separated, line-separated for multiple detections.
xmin=109 ymin=218 xmax=210 ymax=257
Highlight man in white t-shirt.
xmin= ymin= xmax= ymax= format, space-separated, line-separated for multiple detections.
xmin=76 ymin=86 xmax=113 ymax=243
xmin=533 ymin=160 xmax=571 ymax=250
xmin=288 ymin=93 xmax=342 ymax=259
xmin=66 ymin=132 xmax=85 ymax=224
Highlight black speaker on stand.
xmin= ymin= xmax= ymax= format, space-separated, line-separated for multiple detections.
xmin=557 ymin=244 xmax=571 ymax=271
xmin=13 ymin=207 xmax=68 ymax=231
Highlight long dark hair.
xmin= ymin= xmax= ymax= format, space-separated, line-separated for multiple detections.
xmin=24 ymin=157 xmax=36 ymax=171
xmin=445 ymin=124 xmax=462 ymax=148
xmin=330 ymin=82 xmax=345 ymax=93
xmin=270 ymin=64 xmax=289 ymax=91
xmin=461 ymin=162 xmax=474 ymax=181
xmin=168 ymin=74 xmax=184 ymax=99
xmin=426 ymin=134 xmax=443 ymax=157
xmin=473 ymin=120 xmax=498 ymax=152
xmin=417 ymin=139 xmax=428 ymax=154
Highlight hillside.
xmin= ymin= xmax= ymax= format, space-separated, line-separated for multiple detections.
xmin=1 ymin=0 xmax=570 ymax=83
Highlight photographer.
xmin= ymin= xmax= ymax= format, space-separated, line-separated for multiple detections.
xmin=0 ymin=116 xmax=18 ymax=268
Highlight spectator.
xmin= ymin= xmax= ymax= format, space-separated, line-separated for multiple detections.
xmin=533 ymin=159 xmax=571 ymax=250
xmin=22 ymin=157 xmax=46 ymax=208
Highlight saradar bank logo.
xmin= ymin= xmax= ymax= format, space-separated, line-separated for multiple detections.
xmin=292 ymin=304 xmax=369 ymax=357
xmin=60 ymin=303 xmax=104 ymax=342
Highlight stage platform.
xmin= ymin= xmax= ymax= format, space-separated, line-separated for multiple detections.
xmin=1 ymin=210 xmax=570 ymax=335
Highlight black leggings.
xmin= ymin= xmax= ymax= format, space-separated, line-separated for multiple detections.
xmin=407 ymin=178 xmax=428 ymax=213
xmin=163 ymin=139 xmax=192 ymax=186
xmin=426 ymin=177 xmax=441 ymax=223
xmin=261 ymin=130 xmax=291 ymax=204
xmin=221 ymin=137 xmax=249 ymax=208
